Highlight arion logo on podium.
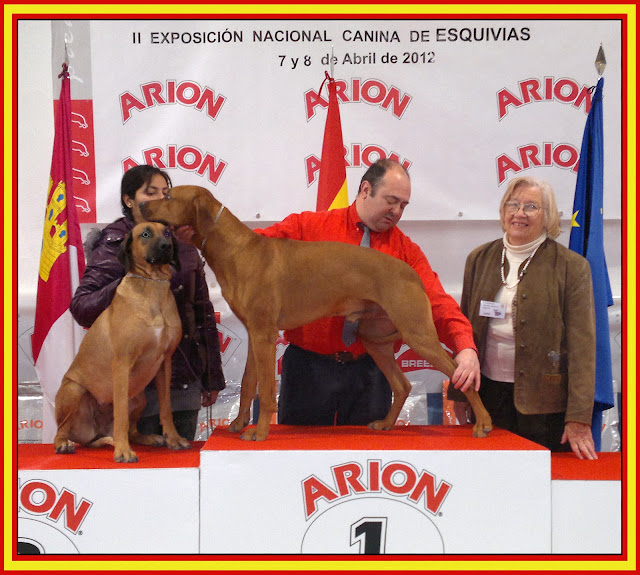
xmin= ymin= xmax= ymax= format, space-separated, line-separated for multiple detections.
xmin=17 ymin=478 xmax=92 ymax=554
xmin=300 ymin=459 xmax=450 ymax=553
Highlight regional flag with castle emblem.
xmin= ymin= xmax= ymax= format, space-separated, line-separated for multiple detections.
xmin=316 ymin=72 xmax=348 ymax=211
xmin=569 ymin=75 xmax=615 ymax=451
xmin=31 ymin=63 xmax=86 ymax=442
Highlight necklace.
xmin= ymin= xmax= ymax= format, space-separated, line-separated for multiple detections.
xmin=500 ymin=244 xmax=540 ymax=288
xmin=125 ymin=273 xmax=170 ymax=283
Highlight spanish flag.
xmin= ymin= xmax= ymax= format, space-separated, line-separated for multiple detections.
xmin=316 ymin=73 xmax=348 ymax=211
xmin=31 ymin=63 xmax=86 ymax=442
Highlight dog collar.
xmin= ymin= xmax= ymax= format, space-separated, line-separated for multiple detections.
xmin=200 ymin=204 xmax=225 ymax=252
xmin=214 ymin=204 xmax=226 ymax=224
xmin=125 ymin=273 xmax=170 ymax=282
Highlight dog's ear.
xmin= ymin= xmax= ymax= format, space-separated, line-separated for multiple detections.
xmin=194 ymin=194 xmax=215 ymax=237
xmin=117 ymin=232 xmax=134 ymax=272
xmin=170 ymin=230 xmax=181 ymax=272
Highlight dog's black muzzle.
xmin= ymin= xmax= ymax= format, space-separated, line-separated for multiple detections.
xmin=146 ymin=237 xmax=174 ymax=265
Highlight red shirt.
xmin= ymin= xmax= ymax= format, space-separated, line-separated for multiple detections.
xmin=256 ymin=203 xmax=476 ymax=356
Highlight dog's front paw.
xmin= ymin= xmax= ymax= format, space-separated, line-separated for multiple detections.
xmin=368 ymin=419 xmax=394 ymax=431
xmin=54 ymin=440 xmax=76 ymax=454
xmin=114 ymin=447 xmax=139 ymax=463
xmin=165 ymin=435 xmax=191 ymax=450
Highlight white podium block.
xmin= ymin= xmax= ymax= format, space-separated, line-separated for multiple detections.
xmin=200 ymin=425 xmax=551 ymax=554
xmin=550 ymin=452 xmax=622 ymax=554
xmin=17 ymin=443 xmax=202 ymax=554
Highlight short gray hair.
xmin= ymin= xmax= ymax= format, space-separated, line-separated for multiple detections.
xmin=499 ymin=176 xmax=561 ymax=239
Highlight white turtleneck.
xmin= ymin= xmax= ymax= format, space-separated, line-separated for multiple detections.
xmin=482 ymin=233 xmax=547 ymax=383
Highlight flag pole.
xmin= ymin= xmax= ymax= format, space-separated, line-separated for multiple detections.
xmin=57 ymin=57 xmax=85 ymax=355
xmin=330 ymin=45 xmax=334 ymax=79
xmin=32 ymin=54 xmax=87 ymax=442
xmin=568 ymin=44 xmax=614 ymax=452
xmin=315 ymin=49 xmax=348 ymax=212
xmin=595 ymin=43 xmax=606 ymax=77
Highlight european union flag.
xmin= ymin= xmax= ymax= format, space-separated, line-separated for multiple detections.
xmin=569 ymin=77 xmax=615 ymax=451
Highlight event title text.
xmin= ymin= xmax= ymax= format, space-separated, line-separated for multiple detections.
xmin=133 ymin=26 xmax=531 ymax=45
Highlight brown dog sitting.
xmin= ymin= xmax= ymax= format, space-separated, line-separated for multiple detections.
xmin=141 ymin=186 xmax=493 ymax=442
xmin=53 ymin=222 xmax=190 ymax=462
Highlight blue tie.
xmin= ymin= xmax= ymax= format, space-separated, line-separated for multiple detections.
xmin=342 ymin=224 xmax=370 ymax=346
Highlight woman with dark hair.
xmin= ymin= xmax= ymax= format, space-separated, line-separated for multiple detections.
xmin=69 ymin=165 xmax=225 ymax=440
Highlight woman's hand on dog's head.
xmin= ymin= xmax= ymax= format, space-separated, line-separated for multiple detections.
xmin=172 ymin=225 xmax=195 ymax=243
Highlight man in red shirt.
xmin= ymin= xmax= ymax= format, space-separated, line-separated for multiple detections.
xmin=257 ymin=159 xmax=480 ymax=425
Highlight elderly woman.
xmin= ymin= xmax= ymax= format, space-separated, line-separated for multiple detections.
xmin=450 ymin=176 xmax=597 ymax=459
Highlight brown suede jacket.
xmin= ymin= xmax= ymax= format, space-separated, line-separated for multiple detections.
xmin=461 ymin=238 xmax=596 ymax=425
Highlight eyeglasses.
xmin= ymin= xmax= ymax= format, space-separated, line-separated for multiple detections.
xmin=504 ymin=201 xmax=541 ymax=215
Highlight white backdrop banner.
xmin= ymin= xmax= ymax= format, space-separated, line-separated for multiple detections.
xmin=57 ymin=17 xmax=622 ymax=223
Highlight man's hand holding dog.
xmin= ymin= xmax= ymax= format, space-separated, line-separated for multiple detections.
xmin=451 ymin=348 xmax=481 ymax=393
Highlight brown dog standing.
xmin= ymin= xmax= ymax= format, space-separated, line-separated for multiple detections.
xmin=53 ymin=222 xmax=189 ymax=462
xmin=141 ymin=186 xmax=492 ymax=442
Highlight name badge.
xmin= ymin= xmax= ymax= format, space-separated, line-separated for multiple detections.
xmin=479 ymin=300 xmax=506 ymax=319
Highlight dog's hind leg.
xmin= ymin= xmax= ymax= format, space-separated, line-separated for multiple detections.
xmin=54 ymin=379 xmax=94 ymax=454
xmin=399 ymin=341 xmax=492 ymax=438
xmin=240 ymin=330 xmax=278 ymax=441
xmin=404 ymin=340 xmax=492 ymax=437
xmin=89 ymin=437 xmax=114 ymax=448
xmin=229 ymin=340 xmax=257 ymax=434
xmin=360 ymin=339 xmax=412 ymax=430
xmin=399 ymin=331 xmax=492 ymax=437
xmin=128 ymin=392 xmax=166 ymax=447
xmin=462 ymin=388 xmax=493 ymax=438
xmin=383 ymin=290 xmax=493 ymax=438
